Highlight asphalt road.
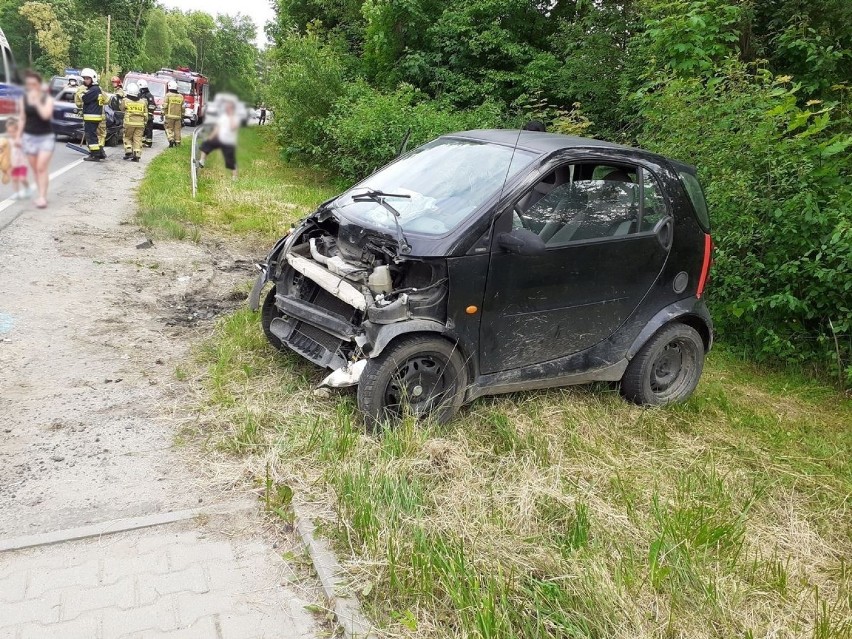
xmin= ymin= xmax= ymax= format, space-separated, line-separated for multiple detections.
xmin=0 ymin=131 xmax=162 ymax=232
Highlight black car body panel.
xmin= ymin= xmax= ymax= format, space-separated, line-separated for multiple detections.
xmin=51 ymin=88 xmax=124 ymax=143
xmin=252 ymin=130 xmax=714 ymax=411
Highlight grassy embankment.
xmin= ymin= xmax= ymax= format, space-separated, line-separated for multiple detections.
xmin=139 ymin=127 xmax=852 ymax=639
xmin=137 ymin=126 xmax=340 ymax=243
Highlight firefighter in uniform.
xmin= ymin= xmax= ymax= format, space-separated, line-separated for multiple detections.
xmin=138 ymin=80 xmax=156 ymax=147
xmin=164 ymin=80 xmax=183 ymax=147
xmin=120 ymin=83 xmax=146 ymax=162
xmin=73 ymin=78 xmax=87 ymax=143
xmin=77 ymin=68 xmax=106 ymax=161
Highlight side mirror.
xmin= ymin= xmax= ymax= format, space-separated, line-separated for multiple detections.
xmin=497 ymin=229 xmax=546 ymax=256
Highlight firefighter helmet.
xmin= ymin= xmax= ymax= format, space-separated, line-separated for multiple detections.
xmin=81 ymin=68 xmax=97 ymax=82
xmin=137 ymin=79 xmax=148 ymax=89
xmin=126 ymin=82 xmax=139 ymax=98
xmin=167 ymin=80 xmax=178 ymax=91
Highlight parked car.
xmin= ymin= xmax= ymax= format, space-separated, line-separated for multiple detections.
xmin=0 ymin=27 xmax=21 ymax=134
xmin=48 ymin=75 xmax=82 ymax=96
xmin=51 ymin=87 xmax=124 ymax=145
xmin=204 ymin=94 xmax=249 ymax=126
xmin=250 ymin=130 xmax=714 ymax=426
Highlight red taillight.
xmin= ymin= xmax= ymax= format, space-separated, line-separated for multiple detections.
xmin=696 ymin=234 xmax=712 ymax=299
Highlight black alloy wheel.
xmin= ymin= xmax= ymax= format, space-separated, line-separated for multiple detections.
xmin=358 ymin=335 xmax=468 ymax=428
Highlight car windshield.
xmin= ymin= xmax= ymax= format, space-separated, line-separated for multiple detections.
xmin=334 ymin=138 xmax=537 ymax=237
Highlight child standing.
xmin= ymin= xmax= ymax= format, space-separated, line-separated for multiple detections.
xmin=6 ymin=117 xmax=31 ymax=200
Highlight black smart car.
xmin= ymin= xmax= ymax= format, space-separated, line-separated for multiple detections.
xmin=250 ymin=130 xmax=714 ymax=425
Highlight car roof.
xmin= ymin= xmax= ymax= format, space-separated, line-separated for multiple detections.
xmin=447 ymin=129 xmax=689 ymax=169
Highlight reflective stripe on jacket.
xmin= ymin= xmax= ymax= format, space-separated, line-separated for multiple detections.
xmin=81 ymin=85 xmax=104 ymax=121
xmin=164 ymin=92 xmax=183 ymax=120
xmin=121 ymin=96 xmax=147 ymax=127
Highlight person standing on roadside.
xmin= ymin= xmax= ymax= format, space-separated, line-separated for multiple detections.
xmin=119 ymin=83 xmax=146 ymax=163
xmin=138 ymin=80 xmax=156 ymax=148
xmin=78 ymin=68 xmax=106 ymax=162
xmin=19 ymin=71 xmax=55 ymax=207
xmin=258 ymin=105 xmax=266 ymax=125
xmin=197 ymin=99 xmax=239 ymax=180
xmin=163 ymin=80 xmax=183 ymax=147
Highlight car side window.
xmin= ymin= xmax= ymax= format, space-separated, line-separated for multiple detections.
xmin=514 ymin=163 xmax=668 ymax=246
xmin=640 ymin=169 xmax=666 ymax=232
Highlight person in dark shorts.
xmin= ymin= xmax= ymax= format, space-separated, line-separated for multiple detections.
xmin=197 ymin=99 xmax=239 ymax=179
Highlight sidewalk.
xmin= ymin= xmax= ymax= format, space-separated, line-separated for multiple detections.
xmin=0 ymin=513 xmax=318 ymax=639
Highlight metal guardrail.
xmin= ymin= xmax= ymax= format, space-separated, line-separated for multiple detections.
xmin=190 ymin=123 xmax=214 ymax=198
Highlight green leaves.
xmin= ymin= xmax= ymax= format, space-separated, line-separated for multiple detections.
xmin=639 ymin=61 xmax=851 ymax=384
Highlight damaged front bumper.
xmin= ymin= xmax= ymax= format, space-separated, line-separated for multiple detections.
xmin=250 ymin=222 xmax=450 ymax=387
xmin=319 ymin=359 xmax=367 ymax=388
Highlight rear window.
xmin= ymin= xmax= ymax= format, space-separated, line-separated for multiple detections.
xmin=678 ymin=171 xmax=710 ymax=230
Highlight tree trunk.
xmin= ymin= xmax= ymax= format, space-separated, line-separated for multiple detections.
xmin=134 ymin=0 xmax=147 ymax=37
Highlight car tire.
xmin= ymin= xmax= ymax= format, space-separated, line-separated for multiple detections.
xmin=260 ymin=286 xmax=285 ymax=351
xmin=621 ymin=323 xmax=705 ymax=406
xmin=357 ymin=335 xmax=468 ymax=429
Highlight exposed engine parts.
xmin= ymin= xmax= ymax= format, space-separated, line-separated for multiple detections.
xmin=265 ymin=218 xmax=448 ymax=375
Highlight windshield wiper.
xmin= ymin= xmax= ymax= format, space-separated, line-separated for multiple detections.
xmin=350 ymin=189 xmax=412 ymax=256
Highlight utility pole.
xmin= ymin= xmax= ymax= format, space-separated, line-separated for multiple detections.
xmin=105 ymin=15 xmax=111 ymax=74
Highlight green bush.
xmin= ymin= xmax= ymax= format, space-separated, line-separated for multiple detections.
xmin=265 ymin=32 xmax=348 ymax=161
xmin=639 ymin=63 xmax=852 ymax=382
xmin=325 ymin=82 xmax=503 ymax=181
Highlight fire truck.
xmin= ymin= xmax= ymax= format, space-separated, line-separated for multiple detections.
xmin=156 ymin=67 xmax=209 ymax=126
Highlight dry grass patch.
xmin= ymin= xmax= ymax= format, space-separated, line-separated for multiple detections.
xmin=179 ymin=308 xmax=851 ymax=639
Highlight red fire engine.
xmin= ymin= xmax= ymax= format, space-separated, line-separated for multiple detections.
xmin=156 ymin=67 xmax=210 ymax=126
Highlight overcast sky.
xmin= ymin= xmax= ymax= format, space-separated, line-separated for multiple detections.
xmin=159 ymin=0 xmax=275 ymax=47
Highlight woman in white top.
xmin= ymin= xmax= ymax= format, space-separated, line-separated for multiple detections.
xmin=197 ymin=100 xmax=239 ymax=179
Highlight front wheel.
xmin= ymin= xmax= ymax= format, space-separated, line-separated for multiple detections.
xmin=621 ymin=323 xmax=705 ymax=405
xmin=357 ymin=335 xmax=468 ymax=429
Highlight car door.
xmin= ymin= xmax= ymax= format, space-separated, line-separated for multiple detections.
xmin=478 ymin=160 xmax=671 ymax=374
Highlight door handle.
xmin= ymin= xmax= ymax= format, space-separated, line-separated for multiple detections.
xmin=654 ymin=217 xmax=674 ymax=251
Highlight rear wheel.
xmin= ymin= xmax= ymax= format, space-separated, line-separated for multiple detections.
xmin=357 ymin=335 xmax=468 ymax=428
xmin=621 ymin=323 xmax=704 ymax=405
xmin=260 ymin=286 xmax=285 ymax=351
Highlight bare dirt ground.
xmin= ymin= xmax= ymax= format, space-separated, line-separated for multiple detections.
xmin=0 ymin=143 xmax=323 ymax=637
xmin=0 ymin=158 xmax=250 ymax=535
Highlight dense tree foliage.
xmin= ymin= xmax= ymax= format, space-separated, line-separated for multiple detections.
xmin=264 ymin=0 xmax=851 ymax=381
xmin=0 ymin=0 xmax=260 ymax=101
